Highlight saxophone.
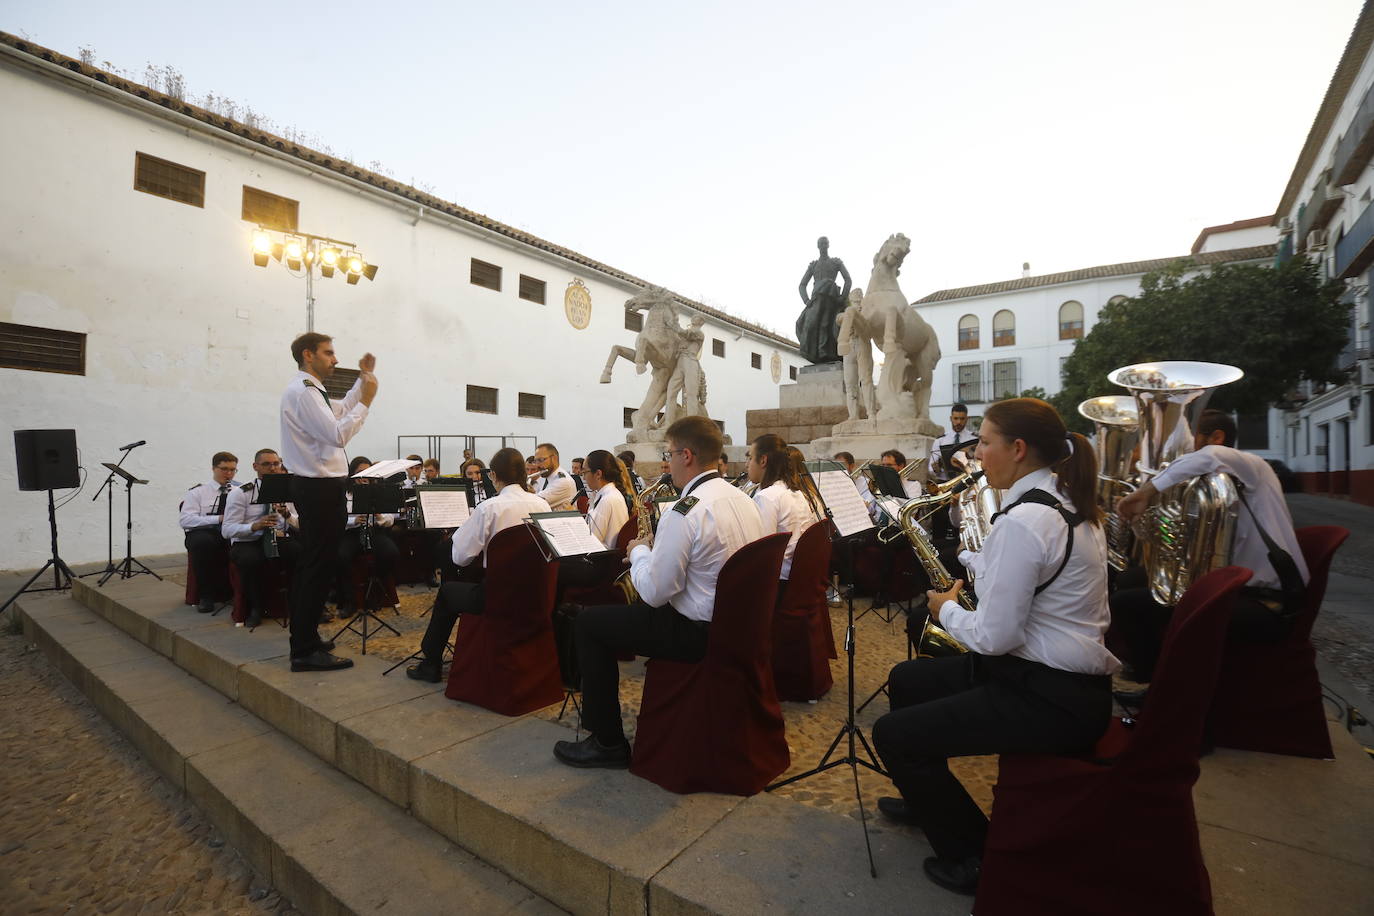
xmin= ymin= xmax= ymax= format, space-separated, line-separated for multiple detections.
xmin=891 ymin=480 xmax=979 ymax=658
xmin=615 ymin=474 xmax=675 ymax=603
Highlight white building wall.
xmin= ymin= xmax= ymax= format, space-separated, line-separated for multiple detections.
xmin=0 ymin=57 xmax=803 ymax=570
xmin=1196 ymin=224 xmax=1277 ymax=253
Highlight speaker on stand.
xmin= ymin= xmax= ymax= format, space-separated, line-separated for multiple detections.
xmin=2 ymin=430 xmax=80 ymax=614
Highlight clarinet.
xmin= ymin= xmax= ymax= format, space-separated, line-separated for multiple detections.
xmin=262 ymin=502 xmax=281 ymax=558
xmin=359 ymin=514 xmax=373 ymax=551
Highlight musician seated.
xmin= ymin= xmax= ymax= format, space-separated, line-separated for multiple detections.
xmin=571 ymin=457 xmax=585 ymax=477
xmin=583 ymin=450 xmax=632 ymax=549
xmin=748 ymin=436 xmax=823 ymax=586
xmin=928 ymin=404 xmax=973 ymax=540
xmin=406 ymin=448 xmax=551 ymax=682
xmin=617 ymin=450 xmax=644 ymax=493
xmin=834 ymin=450 xmax=877 ymax=516
xmin=715 ymin=455 xmax=730 ymax=477
xmin=222 ymin=448 xmax=300 ymax=627
xmin=335 ymin=456 xmax=400 ymax=618
xmin=1111 ymin=409 xmax=1308 ymax=694
xmin=552 ymin=416 xmax=765 ymax=769
xmin=180 ymin=451 xmax=241 ymax=612
xmin=422 ymin=458 xmax=440 ymax=483
xmin=401 ymin=454 xmax=425 ymax=489
xmin=427 ymin=458 xmax=490 ymax=584
xmin=880 ymin=449 xmax=924 ymax=499
xmin=532 ymin=442 xmax=576 ymax=511
xmin=871 ymin=398 xmax=1118 ymax=895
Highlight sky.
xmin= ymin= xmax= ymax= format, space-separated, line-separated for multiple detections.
xmin=3 ymin=0 xmax=1365 ymax=338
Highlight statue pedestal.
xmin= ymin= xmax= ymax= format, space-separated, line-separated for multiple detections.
xmin=615 ymin=440 xmax=667 ymax=482
xmin=806 ymin=417 xmax=944 ymax=485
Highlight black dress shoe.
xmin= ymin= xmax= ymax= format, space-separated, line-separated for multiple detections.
xmin=317 ymin=639 xmax=336 ymax=652
xmin=876 ymin=796 xmax=918 ymax=825
xmin=246 ymin=609 xmax=263 ymax=628
xmin=197 ymin=599 xmax=214 ymax=614
xmin=337 ymin=604 xmax=356 ymax=620
xmin=290 ymin=650 xmax=354 ymax=672
xmin=406 ymin=660 xmax=442 ymax=683
xmin=1114 ymin=686 xmax=1149 ymax=707
xmin=923 ymin=856 xmax=980 ymax=895
xmin=553 ymin=734 xmax=631 ymax=769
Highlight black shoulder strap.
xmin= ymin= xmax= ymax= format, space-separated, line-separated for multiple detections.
xmin=993 ymin=489 xmax=1083 ymax=595
xmin=1234 ymin=481 xmax=1305 ymax=610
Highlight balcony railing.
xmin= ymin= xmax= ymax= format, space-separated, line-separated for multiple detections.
xmin=1297 ymin=170 xmax=1343 ymax=246
xmin=1276 ymin=233 xmax=1294 ymax=266
xmin=1334 ymin=81 xmax=1374 ymax=186
xmin=1334 ymin=198 xmax=1374 ymax=278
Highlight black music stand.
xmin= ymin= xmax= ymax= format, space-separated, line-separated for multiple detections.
xmin=83 ymin=443 xmax=142 ymax=581
xmin=98 ymin=463 xmax=161 ymax=587
xmin=0 ymin=488 xmax=77 ymax=614
xmin=250 ymin=474 xmax=296 ymax=629
xmin=330 ymin=483 xmax=404 ymax=653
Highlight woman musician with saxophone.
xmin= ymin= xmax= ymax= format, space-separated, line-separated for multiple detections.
xmin=872 ymin=398 xmax=1119 ymax=896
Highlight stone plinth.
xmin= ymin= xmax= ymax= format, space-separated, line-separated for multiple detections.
xmin=806 ymin=417 xmax=942 ymax=484
xmin=745 ymin=405 xmax=849 ymax=447
xmin=778 ymin=362 xmax=846 ymax=409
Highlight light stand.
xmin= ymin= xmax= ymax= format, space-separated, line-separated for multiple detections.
xmin=82 ymin=441 xmax=142 ymax=581
xmin=0 ymin=490 xmax=77 ymax=614
xmin=98 ymin=463 xmax=161 ymax=586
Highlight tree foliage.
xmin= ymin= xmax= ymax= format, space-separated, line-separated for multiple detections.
xmin=1050 ymin=257 xmax=1350 ymax=431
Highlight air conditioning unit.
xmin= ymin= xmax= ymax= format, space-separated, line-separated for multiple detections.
xmin=1361 ymin=359 xmax=1374 ymax=387
xmin=1279 ymin=217 xmax=1295 ymax=234
xmin=1307 ymin=229 xmax=1329 ymax=250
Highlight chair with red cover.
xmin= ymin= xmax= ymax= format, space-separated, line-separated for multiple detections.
xmin=630 ymin=532 xmax=792 ymax=795
xmin=1208 ymin=526 xmax=1348 ymax=759
xmin=973 ymin=565 xmax=1253 ymax=916
xmin=345 ymin=553 xmax=400 ymax=612
xmin=771 ymin=520 xmax=835 ymax=701
xmin=183 ymin=544 xmax=231 ymax=607
xmin=575 ymin=490 xmax=590 ymax=514
xmin=228 ymin=561 xmax=291 ymax=625
xmin=445 ymin=525 xmax=563 ymax=716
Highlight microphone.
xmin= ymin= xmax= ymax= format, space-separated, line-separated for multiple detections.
xmin=119 ymin=440 xmax=146 ymax=451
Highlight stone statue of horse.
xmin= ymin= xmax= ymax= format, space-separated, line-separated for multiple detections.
xmin=853 ymin=234 xmax=941 ymax=422
xmin=600 ymin=286 xmax=684 ymax=441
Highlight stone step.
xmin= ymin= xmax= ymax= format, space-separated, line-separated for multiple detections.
xmin=53 ymin=576 xmax=962 ymax=915
xmin=15 ymin=592 xmax=559 ymax=916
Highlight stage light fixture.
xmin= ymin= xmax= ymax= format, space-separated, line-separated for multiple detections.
xmin=251 ymin=230 xmax=272 ymax=267
xmin=320 ymin=246 xmax=340 ymax=278
xmin=284 ymin=238 xmax=304 ymax=270
xmin=362 ymin=263 xmax=379 ymax=281
xmin=345 ymin=255 xmax=363 ymax=274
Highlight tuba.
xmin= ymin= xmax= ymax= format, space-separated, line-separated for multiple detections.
xmin=953 ymin=458 xmax=1000 ymax=575
xmin=889 ymin=478 xmax=982 ymax=658
xmin=615 ymin=474 xmax=676 ymax=603
xmin=1109 ymin=361 xmax=1243 ymax=606
xmin=1077 ymin=395 xmax=1140 ymax=571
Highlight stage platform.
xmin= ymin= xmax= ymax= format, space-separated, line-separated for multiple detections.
xmin=13 ymin=576 xmax=1374 ymax=915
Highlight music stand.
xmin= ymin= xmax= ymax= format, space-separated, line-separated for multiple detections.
xmin=250 ymin=474 xmax=295 ymax=629
xmin=330 ymin=483 xmax=404 ymax=653
xmin=83 ymin=443 xmax=142 ymax=581
xmin=98 ymin=463 xmax=161 ymax=587
xmin=0 ymin=488 xmax=77 ymax=614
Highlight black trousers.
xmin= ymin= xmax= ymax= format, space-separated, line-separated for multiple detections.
xmin=229 ymin=537 xmax=301 ymax=612
xmin=1110 ymin=578 xmax=1291 ymax=682
xmin=872 ymin=654 xmax=1111 ymax=861
xmin=288 ymin=476 xmax=347 ymax=658
xmin=184 ymin=527 xmax=228 ymax=600
xmin=336 ymin=526 xmax=400 ymax=601
xmin=420 ymin=581 xmax=485 ymax=662
xmin=575 ymin=602 xmax=709 ymax=746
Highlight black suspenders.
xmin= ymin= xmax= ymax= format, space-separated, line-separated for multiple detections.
xmin=992 ymin=489 xmax=1084 ymax=595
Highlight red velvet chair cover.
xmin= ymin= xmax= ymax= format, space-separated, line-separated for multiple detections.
xmin=973 ymin=566 xmax=1253 ymax=916
xmin=345 ymin=553 xmax=400 ymax=611
xmin=183 ymin=546 xmax=231 ymax=606
xmin=849 ymin=536 xmax=924 ymax=605
xmin=771 ymin=521 xmax=835 ymax=701
xmin=575 ymin=491 xmax=590 ymax=514
xmin=1208 ymin=526 xmax=1348 ymax=759
xmin=630 ymin=532 xmax=792 ymax=795
xmin=561 ymin=514 xmax=640 ymax=608
xmin=228 ymin=561 xmax=291 ymax=624
xmin=444 ymin=525 xmax=563 ymax=716
xmin=393 ymin=526 xmax=437 ymax=585
xmin=614 ymin=513 xmax=638 ymax=552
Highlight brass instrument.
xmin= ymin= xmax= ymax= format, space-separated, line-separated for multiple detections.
xmin=953 ymin=458 xmax=999 ymax=573
xmin=892 ymin=487 xmax=974 ymax=658
xmin=1109 ymin=361 xmax=1243 ymax=605
xmin=1078 ymin=395 xmax=1140 ymax=571
xmin=847 ymin=459 xmax=872 ymax=481
xmin=615 ymin=474 xmax=676 ymax=603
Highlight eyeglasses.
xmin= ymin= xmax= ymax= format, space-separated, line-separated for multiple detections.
xmin=660 ymin=448 xmax=688 ymax=461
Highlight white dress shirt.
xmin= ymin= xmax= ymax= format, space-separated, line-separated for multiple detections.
xmin=279 ymin=370 xmax=369 ymax=478
xmin=1150 ymin=445 xmax=1308 ymax=590
xmin=628 ymin=472 xmax=766 ymax=622
xmin=221 ymin=479 xmax=297 ymax=543
xmin=450 ymin=484 xmax=551 ymax=567
xmin=753 ymin=480 xmax=821 ymax=579
xmin=940 ymin=467 xmax=1120 ymax=676
xmin=534 ymin=467 xmax=576 ymax=512
xmin=929 ymin=429 xmax=973 ymax=482
xmin=586 ymin=481 xmax=630 ymax=550
xmin=180 ymin=479 xmax=240 ymax=531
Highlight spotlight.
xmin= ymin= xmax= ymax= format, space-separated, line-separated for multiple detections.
xmin=284 ymin=238 xmax=304 ymax=270
xmin=345 ymin=255 xmax=363 ymax=274
xmin=362 ymin=263 xmax=379 ymax=281
xmin=252 ymin=230 xmax=272 ymax=267
xmin=320 ymin=246 xmax=340 ymax=278
xmin=347 ymin=271 xmax=361 ymax=285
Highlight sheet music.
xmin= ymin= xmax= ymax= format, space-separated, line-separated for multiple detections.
xmin=814 ymin=471 xmax=875 ymax=537
xmin=417 ymin=489 xmax=471 ymax=528
xmin=353 ymin=458 xmax=420 ymax=478
xmin=531 ymin=512 xmax=609 ymax=557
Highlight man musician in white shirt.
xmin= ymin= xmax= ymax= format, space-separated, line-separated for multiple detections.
xmin=222 ymin=448 xmax=300 ymax=627
xmin=1112 ymin=409 xmax=1308 ymax=693
xmin=531 ymin=442 xmax=576 ymax=511
xmin=180 ymin=451 xmax=241 ymax=613
xmin=553 ymin=416 xmax=765 ymax=769
xmin=928 ymin=403 xmax=974 ymax=539
xmin=279 ymin=332 xmax=377 ymax=672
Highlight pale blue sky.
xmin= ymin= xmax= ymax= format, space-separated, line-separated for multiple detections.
xmin=4 ymin=0 xmax=1363 ymax=336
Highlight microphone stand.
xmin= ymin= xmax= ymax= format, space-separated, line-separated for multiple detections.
xmin=81 ymin=441 xmax=141 ymax=580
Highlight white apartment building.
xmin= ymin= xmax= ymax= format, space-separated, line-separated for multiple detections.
xmin=0 ymin=34 xmax=804 ymax=571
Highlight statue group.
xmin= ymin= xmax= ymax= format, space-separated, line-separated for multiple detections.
xmin=600 ymin=287 xmax=710 ymax=443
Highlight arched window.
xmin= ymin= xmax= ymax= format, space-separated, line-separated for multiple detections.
xmin=992 ymin=309 xmax=1015 ymax=347
xmin=1058 ymin=300 xmax=1084 ymax=340
xmin=958 ymin=314 xmax=979 ymax=350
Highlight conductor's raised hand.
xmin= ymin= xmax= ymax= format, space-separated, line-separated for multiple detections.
xmin=359 ymin=369 xmax=379 ymax=406
xmin=358 ymin=352 xmax=376 ymax=373
xmin=926 ymin=579 xmax=964 ymax=620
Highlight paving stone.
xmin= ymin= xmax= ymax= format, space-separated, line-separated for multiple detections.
xmin=1202 ymin=821 xmax=1374 ymax=916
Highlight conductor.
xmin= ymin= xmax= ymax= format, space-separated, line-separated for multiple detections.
xmin=279 ymin=332 xmax=378 ymax=672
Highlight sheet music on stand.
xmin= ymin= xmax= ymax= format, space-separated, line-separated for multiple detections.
xmin=528 ymin=511 xmax=610 ymax=558
xmin=813 ymin=470 xmax=876 ymax=537
xmin=417 ymin=486 xmax=471 ymax=529
xmin=353 ymin=458 xmax=420 ymax=479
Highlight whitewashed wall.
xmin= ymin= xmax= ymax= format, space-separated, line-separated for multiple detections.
xmin=0 ymin=57 xmax=804 ymax=571
xmin=1196 ymin=224 xmax=1277 ymax=253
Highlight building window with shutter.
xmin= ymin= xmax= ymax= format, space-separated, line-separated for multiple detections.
xmin=993 ymin=310 xmax=1015 ymax=347
xmin=955 ymin=362 xmax=984 ymax=403
xmin=519 ymin=275 xmax=546 ymax=304
xmin=242 ymin=186 xmax=299 ymax=231
xmin=518 ymin=392 xmax=546 ymax=419
xmin=324 ymin=367 xmax=360 ymax=400
xmin=958 ymin=314 xmax=980 ymax=350
xmin=750 ymin=352 xmax=761 ymax=369
xmin=991 ymin=359 xmax=1020 ymax=399
xmin=625 ymin=311 xmax=643 ymax=332
xmin=624 ymin=407 xmax=636 ymax=429
xmin=466 ymin=385 xmax=498 ymax=414
xmin=470 ymin=259 xmax=502 ymax=291
xmin=0 ymin=322 xmax=87 ymax=375
xmin=134 ymin=152 xmax=205 ymax=207
xmin=789 ymin=366 xmax=798 ymax=380
xmin=712 ymin=338 xmax=725 ymax=358
xmin=1058 ymin=301 xmax=1084 ymax=340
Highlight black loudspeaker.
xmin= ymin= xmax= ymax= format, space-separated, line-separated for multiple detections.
xmin=14 ymin=429 xmax=79 ymax=491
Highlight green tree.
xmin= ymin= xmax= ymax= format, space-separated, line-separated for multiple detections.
xmin=1051 ymin=257 xmax=1350 ymax=431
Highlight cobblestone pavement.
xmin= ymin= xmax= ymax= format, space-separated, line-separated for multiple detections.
xmin=0 ymin=625 xmax=301 ymax=915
